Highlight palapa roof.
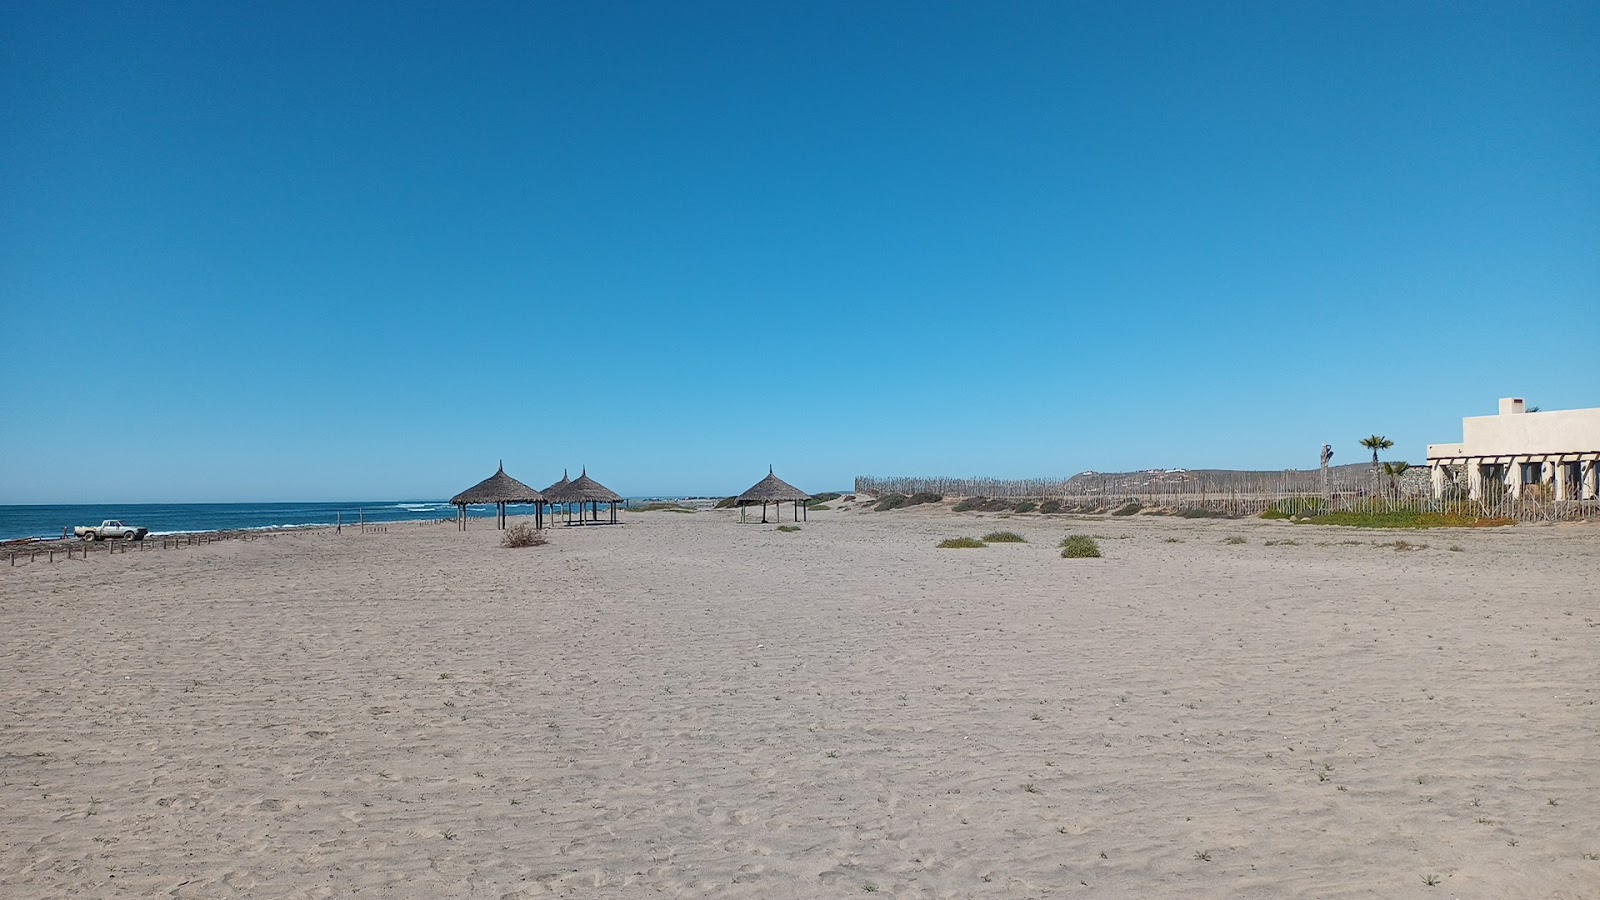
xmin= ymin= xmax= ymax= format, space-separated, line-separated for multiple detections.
xmin=563 ymin=468 xmax=623 ymax=503
xmin=735 ymin=467 xmax=811 ymax=504
xmin=450 ymin=462 xmax=546 ymax=506
xmin=542 ymin=470 xmax=573 ymax=502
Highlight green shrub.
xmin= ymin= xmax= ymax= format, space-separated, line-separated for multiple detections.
xmin=1013 ymin=500 xmax=1037 ymax=513
xmin=954 ymin=496 xmax=987 ymax=512
xmin=907 ymin=492 xmax=943 ymax=506
xmin=1179 ymin=507 xmax=1232 ymax=519
xmin=980 ymin=498 xmax=1013 ymax=512
xmin=810 ymin=492 xmax=842 ymax=504
xmin=502 ymin=523 xmax=548 ymax=548
xmin=1059 ymin=535 xmax=1101 ymax=558
xmin=776 ymin=525 xmax=801 ymax=533
xmin=1111 ymin=502 xmax=1143 ymax=517
xmin=982 ymin=530 xmax=1026 ymax=543
xmin=1258 ymin=508 xmax=1290 ymax=520
xmin=873 ymin=493 xmax=909 ymax=511
xmin=1039 ymin=499 xmax=1062 ymax=514
xmin=937 ymin=536 xmax=985 ymax=549
xmin=1300 ymin=506 xmax=1515 ymax=529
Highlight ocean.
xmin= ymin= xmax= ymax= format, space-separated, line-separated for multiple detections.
xmin=0 ymin=501 xmax=549 ymax=542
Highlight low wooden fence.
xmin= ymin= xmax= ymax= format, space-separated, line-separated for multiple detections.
xmin=3 ymin=521 xmax=401 ymax=568
xmin=855 ymin=470 xmax=1599 ymax=522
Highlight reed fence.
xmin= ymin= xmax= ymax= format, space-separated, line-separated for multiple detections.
xmin=854 ymin=469 xmax=1599 ymax=522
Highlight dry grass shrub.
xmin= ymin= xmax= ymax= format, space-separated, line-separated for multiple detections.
xmin=502 ymin=523 xmax=548 ymax=548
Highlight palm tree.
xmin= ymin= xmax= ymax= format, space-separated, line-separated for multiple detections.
xmin=1360 ymin=435 xmax=1394 ymax=495
xmin=1382 ymin=460 xmax=1410 ymax=497
xmin=1360 ymin=434 xmax=1394 ymax=467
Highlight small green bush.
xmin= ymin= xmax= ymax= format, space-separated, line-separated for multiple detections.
xmin=1059 ymin=535 xmax=1101 ymax=558
xmin=907 ymin=492 xmax=944 ymax=506
xmin=776 ymin=525 xmax=801 ymax=533
xmin=1111 ymin=502 xmax=1143 ymax=517
xmin=873 ymin=493 xmax=909 ymax=511
xmin=1179 ymin=507 xmax=1231 ymax=519
xmin=1258 ymin=508 xmax=1290 ymax=520
xmin=954 ymin=496 xmax=987 ymax=512
xmin=1013 ymin=500 xmax=1037 ymax=513
xmin=502 ymin=523 xmax=548 ymax=548
xmin=937 ymin=536 xmax=985 ymax=549
xmin=982 ymin=530 xmax=1026 ymax=543
xmin=980 ymin=498 xmax=1013 ymax=512
xmin=1039 ymin=499 xmax=1062 ymax=514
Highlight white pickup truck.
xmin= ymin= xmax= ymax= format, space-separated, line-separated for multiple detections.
xmin=74 ymin=520 xmax=148 ymax=542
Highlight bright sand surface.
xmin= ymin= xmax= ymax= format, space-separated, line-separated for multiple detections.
xmin=3 ymin=506 xmax=1597 ymax=899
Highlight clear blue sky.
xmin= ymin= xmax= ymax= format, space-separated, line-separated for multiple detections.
xmin=2 ymin=2 xmax=1596 ymax=503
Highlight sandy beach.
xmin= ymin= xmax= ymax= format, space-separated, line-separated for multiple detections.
xmin=3 ymin=505 xmax=1597 ymax=899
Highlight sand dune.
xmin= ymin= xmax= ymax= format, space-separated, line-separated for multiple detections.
xmin=3 ymin=507 xmax=1597 ymax=898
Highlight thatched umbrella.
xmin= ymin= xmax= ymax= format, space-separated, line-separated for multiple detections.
xmin=451 ymin=461 xmax=546 ymax=530
xmin=735 ymin=466 xmax=811 ymax=523
xmin=561 ymin=467 xmax=624 ymax=525
xmin=543 ymin=470 xmax=573 ymax=517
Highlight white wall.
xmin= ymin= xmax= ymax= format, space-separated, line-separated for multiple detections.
xmin=1458 ymin=407 xmax=1600 ymax=457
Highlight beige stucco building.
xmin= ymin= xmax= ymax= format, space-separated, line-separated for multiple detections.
xmin=1427 ymin=398 xmax=1600 ymax=501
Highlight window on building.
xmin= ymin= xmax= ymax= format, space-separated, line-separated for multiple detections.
xmin=1480 ymin=463 xmax=1505 ymax=484
xmin=1521 ymin=463 xmax=1544 ymax=485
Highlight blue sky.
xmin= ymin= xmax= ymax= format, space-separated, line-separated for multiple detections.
xmin=2 ymin=2 xmax=1596 ymax=502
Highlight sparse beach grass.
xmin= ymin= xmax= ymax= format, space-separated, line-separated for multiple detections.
xmin=981 ymin=530 xmax=1026 ymax=543
xmin=937 ymin=536 xmax=986 ymax=549
xmin=1268 ymin=502 xmax=1516 ymax=529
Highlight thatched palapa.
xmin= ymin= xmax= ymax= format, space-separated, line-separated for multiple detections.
xmin=736 ymin=467 xmax=811 ymax=523
xmin=451 ymin=461 xmax=546 ymax=530
xmin=543 ymin=470 xmax=572 ymax=502
xmin=555 ymin=467 xmax=624 ymax=525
